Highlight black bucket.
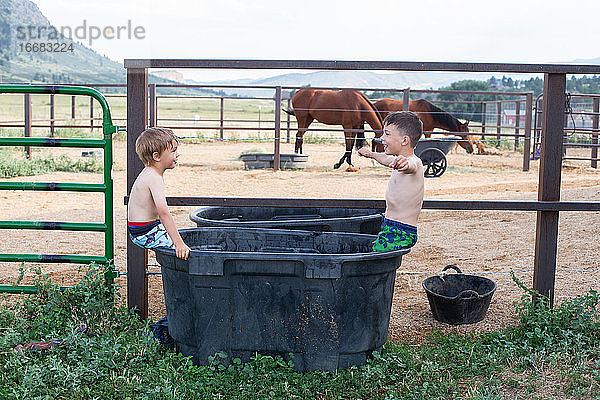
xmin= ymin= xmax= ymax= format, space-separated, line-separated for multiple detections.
xmin=422 ymin=265 xmax=496 ymax=325
xmin=189 ymin=206 xmax=384 ymax=234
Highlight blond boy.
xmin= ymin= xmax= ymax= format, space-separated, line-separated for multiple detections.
xmin=358 ymin=111 xmax=424 ymax=251
xmin=127 ymin=127 xmax=191 ymax=260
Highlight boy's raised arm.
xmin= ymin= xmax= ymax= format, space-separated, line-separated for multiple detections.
xmin=148 ymin=178 xmax=190 ymax=260
xmin=357 ymin=146 xmax=397 ymax=167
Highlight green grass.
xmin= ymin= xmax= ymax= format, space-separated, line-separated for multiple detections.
xmin=0 ymin=148 xmax=103 ymax=178
xmin=0 ymin=266 xmax=599 ymax=399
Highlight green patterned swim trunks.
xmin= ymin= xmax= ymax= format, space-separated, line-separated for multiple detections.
xmin=372 ymin=218 xmax=418 ymax=252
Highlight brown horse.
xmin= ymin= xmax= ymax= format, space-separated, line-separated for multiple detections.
xmin=373 ymin=98 xmax=485 ymax=154
xmin=284 ymin=89 xmax=383 ymax=171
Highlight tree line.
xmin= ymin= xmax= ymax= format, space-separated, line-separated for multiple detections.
xmin=368 ymin=75 xmax=600 ymax=122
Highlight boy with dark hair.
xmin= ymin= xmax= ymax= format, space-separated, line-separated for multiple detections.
xmin=358 ymin=111 xmax=424 ymax=251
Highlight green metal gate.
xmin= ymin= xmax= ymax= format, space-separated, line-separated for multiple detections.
xmin=0 ymin=85 xmax=118 ymax=294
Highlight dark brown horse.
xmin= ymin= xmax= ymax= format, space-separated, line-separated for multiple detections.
xmin=284 ymin=89 xmax=383 ymax=171
xmin=373 ymin=98 xmax=485 ymax=154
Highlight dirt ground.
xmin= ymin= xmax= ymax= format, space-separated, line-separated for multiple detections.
xmin=1 ymin=140 xmax=599 ymax=343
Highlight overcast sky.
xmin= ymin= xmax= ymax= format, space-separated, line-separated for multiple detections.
xmin=32 ymin=0 xmax=600 ymax=81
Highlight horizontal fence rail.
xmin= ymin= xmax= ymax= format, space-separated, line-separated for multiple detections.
xmin=123 ymin=59 xmax=600 ymax=74
xmin=123 ymin=196 xmax=600 ymax=212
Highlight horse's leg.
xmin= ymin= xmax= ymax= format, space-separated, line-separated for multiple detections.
xmin=341 ymin=126 xmax=360 ymax=172
xmin=355 ymin=122 xmax=366 ymax=149
xmin=333 ymin=133 xmax=349 ymax=169
xmin=334 ymin=129 xmax=355 ymax=170
xmin=294 ymin=115 xmax=313 ymax=154
xmin=346 ymin=125 xmax=363 ymax=172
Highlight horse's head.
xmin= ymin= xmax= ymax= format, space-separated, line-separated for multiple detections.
xmin=456 ymin=120 xmax=474 ymax=153
xmin=459 ymin=121 xmax=486 ymax=154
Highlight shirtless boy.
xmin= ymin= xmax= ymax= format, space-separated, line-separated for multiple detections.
xmin=358 ymin=111 xmax=424 ymax=251
xmin=127 ymin=127 xmax=191 ymax=260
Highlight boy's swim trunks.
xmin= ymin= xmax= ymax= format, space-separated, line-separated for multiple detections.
xmin=128 ymin=220 xmax=175 ymax=249
xmin=372 ymin=217 xmax=417 ymax=252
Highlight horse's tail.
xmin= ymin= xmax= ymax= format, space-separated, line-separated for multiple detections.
xmin=283 ymin=108 xmax=295 ymax=116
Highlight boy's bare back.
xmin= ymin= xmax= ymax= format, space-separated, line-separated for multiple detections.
xmin=127 ymin=167 xmax=167 ymax=222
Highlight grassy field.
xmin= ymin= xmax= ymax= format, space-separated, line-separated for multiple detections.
xmin=0 ymin=91 xmax=304 ymax=142
xmin=0 ymin=91 xmax=503 ymax=145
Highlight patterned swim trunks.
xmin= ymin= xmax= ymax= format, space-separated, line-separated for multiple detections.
xmin=128 ymin=220 xmax=175 ymax=250
xmin=372 ymin=218 xmax=417 ymax=252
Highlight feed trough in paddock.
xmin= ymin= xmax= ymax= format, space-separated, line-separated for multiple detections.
xmin=240 ymin=153 xmax=308 ymax=170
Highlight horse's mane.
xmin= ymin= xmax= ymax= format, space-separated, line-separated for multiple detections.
xmin=420 ymin=99 xmax=460 ymax=131
xmin=357 ymin=91 xmax=383 ymax=126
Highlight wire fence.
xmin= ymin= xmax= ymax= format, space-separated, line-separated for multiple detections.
xmin=1 ymin=84 xmax=598 ymax=168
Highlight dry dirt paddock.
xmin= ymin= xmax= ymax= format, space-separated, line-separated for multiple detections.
xmin=1 ymin=140 xmax=600 ymax=343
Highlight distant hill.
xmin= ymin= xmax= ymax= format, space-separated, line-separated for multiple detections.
xmin=0 ymin=0 xmax=125 ymax=83
xmin=187 ymin=58 xmax=600 ymax=97
xmin=0 ymin=0 xmax=224 ymax=95
xmin=186 ymin=70 xmax=538 ymax=97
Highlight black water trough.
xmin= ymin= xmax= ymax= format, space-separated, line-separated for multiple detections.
xmin=154 ymin=227 xmax=406 ymax=372
xmin=422 ymin=265 xmax=496 ymax=325
xmin=190 ymin=206 xmax=384 ymax=234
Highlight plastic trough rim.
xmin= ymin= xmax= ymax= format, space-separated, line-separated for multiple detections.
xmin=189 ymin=207 xmax=384 ymax=227
xmin=421 ymin=264 xmax=497 ymax=301
xmin=154 ymin=226 xmax=410 ymax=261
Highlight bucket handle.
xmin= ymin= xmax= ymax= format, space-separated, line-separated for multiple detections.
xmin=457 ymin=290 xmax=480 ymax=300
xmin=442 ymin=264 xmax=462 ymax=274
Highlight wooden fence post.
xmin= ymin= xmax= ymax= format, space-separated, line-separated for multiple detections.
xmin=219 ymin=97 xmax=224 ymax=140
xmin=592 ymin=98 xmax=599 ymax=169
xmin=496 ymin=101 xmax=502 ymax=142
xmin=50 ymin=94 xmax=55 ymax=138
xmin=273 ymin=86 xmax=281 ymax=171
xmin=149 ymin=84 xmax=157 ymax=127
xmin=403 ymin=88 xmax=410 ymax=111
xmin=514 ymin=100 xmax=521 ymax=150
xmin=535 ymin=97 xmax=543 ymax=158
xmin=533 ymin=73 xmax=565 ymax=307
xmin=127 ymin=68 xmax=149 ymax=319
xmin=522 ymin=93 xmax=533 ymax=172
xmin=286 ymin=98 xmax=291 ymax=143
xmin=71 ymin=96 xmax=76 ymax=119
xmin=24 ymin=93 xmax=31 ymax=159
xmin=481 ymin=102 xmax=487 ymax=139
xmin=89 ymin=97 xmax=94 ymax=132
